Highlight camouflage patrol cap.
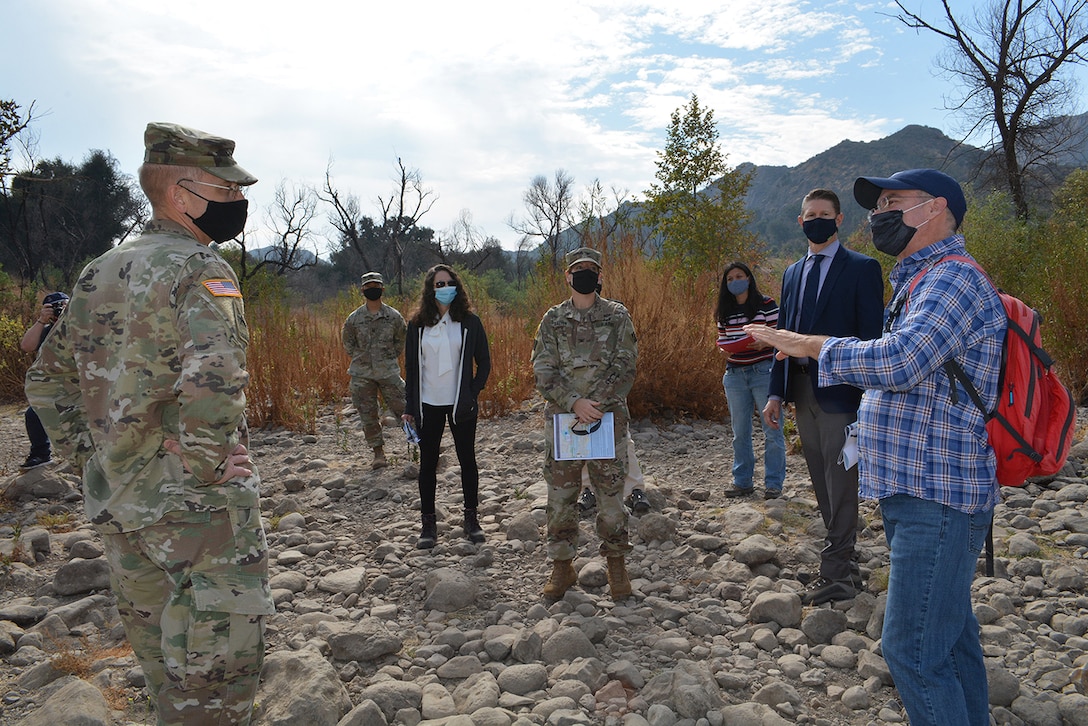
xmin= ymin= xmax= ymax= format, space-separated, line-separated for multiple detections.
xmin=360 ymin=272 xmax=384 ymax=286
xmin=565 ymin=247 xmax=602 ymax=271
xmin=143 ymin=122 xmax=258 ymax=185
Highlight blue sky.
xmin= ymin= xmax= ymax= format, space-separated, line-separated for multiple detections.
xmin=4 ymin=0 xmax=1085 ymax=253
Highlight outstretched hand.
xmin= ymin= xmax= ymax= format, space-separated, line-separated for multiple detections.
xmin=744 ymin=325 xmax=829 ymax=360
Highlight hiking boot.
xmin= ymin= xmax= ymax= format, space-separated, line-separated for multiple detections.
xmin=764 ymin=488 xmax=783 ymax=500
xmin=464 ymin=508 xmax=485 ymax=544
xmin=723 ymin=485 xmax=755 ymax=498
xmin=371 ymin=447 xmax=388 ymax=470
xmin=416 ymin=513 xmax=437 ymax=550
xmin=606 ymin=555 xmax=632 ymax=600
xmin=542 ymin=559 xmax=577 ymax=599
xmin=20 ymin=455 xmax=51 ymax=470
xmin=627 ymin=488 xmax=651 ymax=514
xmin=578 ymin=488 xmax=596 ymax=512
xmin=800 ymin=576 xmax=857 ymax=606
xmin=797 ymin=563 xmax=864 ymax=589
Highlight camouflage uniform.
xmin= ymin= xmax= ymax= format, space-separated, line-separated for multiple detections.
xmin=25 ymin=123 xmax=272 ymax=726
xmin=341 ymin=301 xmax=407 ymax=448
xmin=532 ymin=294 xmax=638 ymax=559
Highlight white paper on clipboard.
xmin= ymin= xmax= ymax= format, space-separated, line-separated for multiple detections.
xmin=553 ymin=412 xmax=616 ymax=460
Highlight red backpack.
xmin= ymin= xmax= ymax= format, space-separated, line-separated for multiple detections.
xmin=907 ymin=255 xmax=1075 ymax=487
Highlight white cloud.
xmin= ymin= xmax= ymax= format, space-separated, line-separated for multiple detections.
xmin=2 ymin=0 xmax=1020 ymax=251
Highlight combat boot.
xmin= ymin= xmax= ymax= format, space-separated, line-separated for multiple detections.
xmin=542 ymin=559 xmax=577 ymax=599
xmin=416 ymin=513 xmax=437 ymax=549
xmin=464 ymin=508 xmax=485 ymax=544
xmin=372 ymin=447 xmax=388 ymax=470
xmin=606 ymin=555 xmax=632 ymax=600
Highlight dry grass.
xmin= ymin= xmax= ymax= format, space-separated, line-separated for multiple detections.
xmin=36 ymin=511 xmax=76 ymax=533
xmin=48 ymin=635 xmax=133 ymax=679
xmin=245 ymin=300 xmax=345 ymax=432
xmin=2 ymin=231 xmax=1085 ymax=432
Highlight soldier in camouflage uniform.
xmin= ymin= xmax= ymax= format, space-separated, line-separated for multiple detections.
xmin=25 ymin=122 xmax=273 ymax=726
xmin=531 ymin=247 xmax=638 ymax=600
xmin=341 ymin=271 xmax=407 ymax=469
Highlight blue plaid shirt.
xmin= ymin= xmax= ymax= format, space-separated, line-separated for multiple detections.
xmin=817 ymin=235 xmax=1005 ymax=513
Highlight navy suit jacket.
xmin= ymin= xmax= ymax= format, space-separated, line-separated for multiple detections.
xmin=769 ymin=244 xmax=884 ymax=414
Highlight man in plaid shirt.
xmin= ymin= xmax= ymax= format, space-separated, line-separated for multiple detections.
xmin=748 ymin=169 xmax=1004 ymax=726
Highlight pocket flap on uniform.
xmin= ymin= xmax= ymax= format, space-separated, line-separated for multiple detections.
xmin=191 ymin=572 xmax=275 ymax=615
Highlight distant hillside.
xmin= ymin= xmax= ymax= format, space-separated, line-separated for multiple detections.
xmin=741 ymin=113 xmax=1088 ymax=253
xmin=740 ymin=124 xmax=988 ymax=253
xmin=548 ymin=115 xmax=1087 ymax=261
xmin=248 ymin=245 xmax=319 ymax=266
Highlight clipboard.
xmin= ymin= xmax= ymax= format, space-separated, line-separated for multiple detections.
xmin=719 ymin=334 xmax=757 ymax=354
xmin=553 ymin=412 xmax=616 ymax=460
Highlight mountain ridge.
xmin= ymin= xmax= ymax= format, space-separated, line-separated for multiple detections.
xmin=738 ymin=114 xmax=1086 ymax=252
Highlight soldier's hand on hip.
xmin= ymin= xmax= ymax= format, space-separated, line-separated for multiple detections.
xmin=164 ymin=440 xmax=253 ymax=484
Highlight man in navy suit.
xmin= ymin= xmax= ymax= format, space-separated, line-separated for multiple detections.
xmin=761 ymin=188 xmax=884 ymax=605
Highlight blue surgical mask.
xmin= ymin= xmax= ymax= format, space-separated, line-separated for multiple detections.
xmin=727 ymin=279 xmax=749 ymax=296
xmin=434 ymin=286 xmax=458 ymax=306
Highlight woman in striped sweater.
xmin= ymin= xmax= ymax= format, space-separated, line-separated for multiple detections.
xmin=716 ymin=262 xmax=787 ymax=500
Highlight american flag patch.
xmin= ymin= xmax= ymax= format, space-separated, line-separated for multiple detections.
xmin=203 ymin=279 xmax=242 ymax=298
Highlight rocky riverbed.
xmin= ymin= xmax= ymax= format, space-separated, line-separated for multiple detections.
xmin=2 ymin=400 xmax=1088 ymax=726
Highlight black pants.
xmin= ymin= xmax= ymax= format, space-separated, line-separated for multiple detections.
xmin=418 ymin=403 xmax=479 ymax=516
xmin=25 ymin=407 xmax=51 ymax=459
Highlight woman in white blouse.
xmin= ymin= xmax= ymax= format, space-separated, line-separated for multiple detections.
xmin=403 ymin=265 xmax=491 ymax=549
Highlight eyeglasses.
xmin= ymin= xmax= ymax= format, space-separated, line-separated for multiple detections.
xmin=179 ymin=178 xmax=247 ymax=198
xmin=873 ymin=194 xmax=930 ymax=211
xmin=868 ymin=196 xmax=933 ymax=222
xmin=434 ymin=281 xmax=456 ymax=288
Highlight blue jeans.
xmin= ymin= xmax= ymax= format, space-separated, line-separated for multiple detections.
xmin=880 ymin=494 xmax=992 ymax=726
xmin=722 ymin=360 xmax=785 ymax=490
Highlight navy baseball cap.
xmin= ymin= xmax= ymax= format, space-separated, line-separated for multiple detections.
xmin=853 ymin=169 xmax=967 ymax=228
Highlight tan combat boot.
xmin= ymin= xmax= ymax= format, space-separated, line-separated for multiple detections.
xmin=542 ymin=559 xmax=577 ymax=599
xmin=607 ymin=555 xmax=632 ymax=600
xmin=371 ymin=447 xmax=388 ymax=470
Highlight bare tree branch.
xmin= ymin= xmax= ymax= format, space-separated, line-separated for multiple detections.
xmin=893 ymin=0 xmax=1088 ymax=218
xmin=507 ymin=169 xmax=576 ymax=272
xmin=318 ymin=161 xmax=374 ymax=271
xmin=376 ymin=157 xmax=438 ymax=293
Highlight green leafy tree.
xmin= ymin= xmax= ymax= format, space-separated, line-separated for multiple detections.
xmin=0 ymin=150 xmax=146 ymax=286
xmin=641 ymin=94 xmax=758 ymax=275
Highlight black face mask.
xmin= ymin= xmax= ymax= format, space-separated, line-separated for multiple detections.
xmin=186 ymin=194 xmax=249 ymax=242
xmin=363 ymin=287 xmax=383 ymax=301
xmin=869 ymin=210 xmax=918 ymax=257
xmin=802 ymin=217 xmax=838 ymax=245
xmin=570 ymin=269 xmax=599 ymax=295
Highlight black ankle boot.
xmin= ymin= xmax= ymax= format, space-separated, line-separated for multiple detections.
xmin=417 ymin=513 xmax=437 ymax=549
xmin=464 ymin=508 xmax=485 ymax=544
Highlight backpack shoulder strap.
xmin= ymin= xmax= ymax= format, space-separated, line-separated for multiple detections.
xmin=885 ymin=254 xmax=988 ymax=331
xmin=902 ymin=255 xmax=999 ymax=415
